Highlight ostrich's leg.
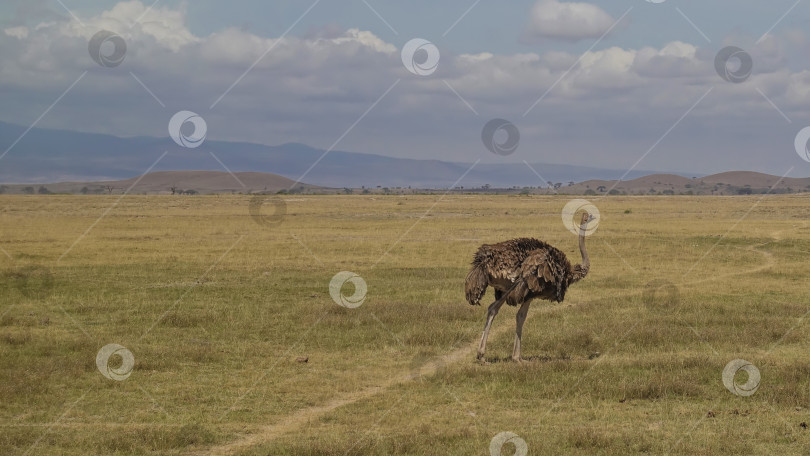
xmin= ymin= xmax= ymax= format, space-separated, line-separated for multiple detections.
xmin=477 ymin=294 xmax=508 ymax=362
xmin=511 ymin=300 xmax=531 ymax=362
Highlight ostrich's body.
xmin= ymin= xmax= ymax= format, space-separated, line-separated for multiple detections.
xmin=465 ymin=213 xmax=591 ymax=362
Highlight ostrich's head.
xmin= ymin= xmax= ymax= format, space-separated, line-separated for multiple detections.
xmin=578 ymin=211 xmax=591 ymax=232
xmin=570 ymin=211 xmax=591 ymax=282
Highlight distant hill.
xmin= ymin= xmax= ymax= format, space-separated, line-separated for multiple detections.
xmin=0 ymin=120 xmax=687 ymax=188
xmin=551 ymin=171 xmax=810 ymax=195
xmin=106 ymin=170 xmax=319 ymax=194
xmin=0 ymin=170 xmax=320 ymax=195
xmin=0 ymin=170 xmax=807 ymax=195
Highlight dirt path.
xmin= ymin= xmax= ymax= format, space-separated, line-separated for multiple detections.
xmin=187 ymin=322 xmax=513 ymax=456
xmin=190 ymin=229 xmax=794 ymax=455
xmin=680 ymin=227 xmax=787 ymax=289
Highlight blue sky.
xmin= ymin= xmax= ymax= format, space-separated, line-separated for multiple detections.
xmin=2 ymin=0 xmax=810 ymax=176
xmin=5 ymin=1 xmax=807 ymax=54
xmin=5 ymin=1 xmax=806 ymax=54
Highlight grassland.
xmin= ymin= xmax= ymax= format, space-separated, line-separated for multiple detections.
xmin=1 ymin=194 xmax=809 ymax=455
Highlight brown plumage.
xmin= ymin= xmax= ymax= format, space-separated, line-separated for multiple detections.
xmin=465 ymin=212 xmax=592 ymax=362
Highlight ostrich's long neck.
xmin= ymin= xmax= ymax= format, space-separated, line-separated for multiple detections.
xmin=571 ymin=223 xmax=589 ymax=282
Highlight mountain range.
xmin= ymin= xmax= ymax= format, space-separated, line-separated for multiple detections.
xmin=2 ymin=169 xmax=806 ymax=196
xmin=0 ymin=121 xmax=695 ymax=189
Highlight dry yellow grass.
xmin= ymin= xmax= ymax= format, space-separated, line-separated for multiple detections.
xmin=1 ymin=194 xmax=809 ymax=455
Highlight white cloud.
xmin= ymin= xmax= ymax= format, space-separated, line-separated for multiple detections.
xmin=4 ymin=26 xmax=29 ymax=39
xmin=1 ymin=1 xmax=809 ymax=176
xmin=633 ymin=41 xmax=706 ymax=78
xmin=328 ymin=28 xmax=397 ymax=54
xmin=522 ymin=0 xmax=618 ymax=42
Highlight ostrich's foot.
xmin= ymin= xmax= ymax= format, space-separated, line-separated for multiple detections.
xmin=477 ymin=351 xmax=494 ymax=364
xmin=511 ymin=356 xmax=523 ymax=363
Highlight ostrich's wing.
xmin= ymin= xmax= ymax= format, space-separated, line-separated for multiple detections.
xmin=477 ymin=244 xmax=524 ymax=283
xmin=464 ymin=263 xmax=488 ymax=306
xmin=518 ymin=249 xmax=557 ymax=294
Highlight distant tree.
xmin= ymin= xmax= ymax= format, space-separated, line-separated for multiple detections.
xmin=37 ymin=186 xmax=51 ymax=194
xmin=662 ymin=189 xmax=675 ymax=195
xmin=553 ymin=182 xmax=562 ymax=190
xmin=362 ymin=188 xmax=370 ymax=194
xmin=382 ymin=187 xmax=391 ymax=194
xmin=0 ymin=185 xmax=7 ymax=194
xmin=584 ymin=189 xmax=596 ymax=195
xmin=104 ymin=185 xmax=116 ymax=194
xmin=170 ymin=185 xmax=178 ymax=195
xmin=22 ymin=186 xmax=35 ymax=194
xmin=737 ymin=187 xmax=752 ymax=195
xmin=343 ymin=188 xmax=353 ymax=194
xmin=567 ymin=181 xmax=575 ymax=187
xmin=608 ymin=189 xmax=620 ymax=195
xmin=184 ymin=189 xmax=198 ymax=195
xmin=80 ymin=186 xmax=89 ymax=194
xmin=597 ymin=186 xmax=606 ymax=192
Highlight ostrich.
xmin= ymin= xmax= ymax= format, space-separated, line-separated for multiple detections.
xmin=465 ymin=212 xmax=592 ymax=362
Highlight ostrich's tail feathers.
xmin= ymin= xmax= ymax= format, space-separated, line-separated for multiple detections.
xmin=464 ymin=264 xmax=488 ymax=306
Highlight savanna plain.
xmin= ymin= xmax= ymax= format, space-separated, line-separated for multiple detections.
xmin=1 ymin=194 xmax=810 ymax=455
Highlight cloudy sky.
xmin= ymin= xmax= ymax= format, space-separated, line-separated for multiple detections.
xmin=2 ymin=0 xmax=810 ymax=176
